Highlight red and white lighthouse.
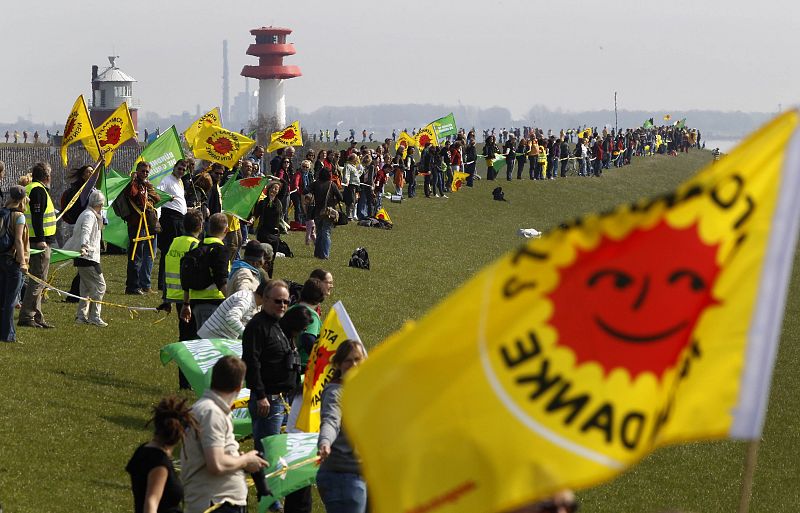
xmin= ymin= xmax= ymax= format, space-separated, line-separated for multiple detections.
xmin=241 ymin=26 xmax=302 ymax=129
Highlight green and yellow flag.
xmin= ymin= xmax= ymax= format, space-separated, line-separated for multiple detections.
xmin=85 ymin=101 xmax=136 ymax=167
xmin=61 ymin=95 xmax=96 ymax=167
xmin=192 ymin=125 xmax=256 ymax=167
xmin=222 ymin=176 xmax=269 ymax=220
xmin=267 ymin=121 xmax=303 ymax=153
xmin=342 ymin=111 xmax=800 ymax=513
xmin=184 ymin=107 xmax=222 ymax=149
xmin=431 ymin=112 xmax=457 ymax=141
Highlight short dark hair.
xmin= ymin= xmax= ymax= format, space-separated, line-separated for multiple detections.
xmin=300 ymin=278 xmax=325 ymax=304
xmin=136 ymin=161 xmax=150 ymax=172
xmin=31 ymin=162 xmax=51 ymax=181
xmin=183 ymin=209 xmax=204 ymax=234
xmin=208 ymin=213 xmax=228 ymax=235
xmin=279 ymin=305 xmax=313 ymax=338
xmin=310 ymin=269 xmax=330 ymax=281
xmin=210 ymin=356 xmax=246 ymax=393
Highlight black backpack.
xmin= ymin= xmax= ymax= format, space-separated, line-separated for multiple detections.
xmin=0 ymin=208 xmax=14 ymax=253
xmin=180 ymin=242 xmax=215 ymax=291
xmin=348 ymin=247 xmax=370 ymax=270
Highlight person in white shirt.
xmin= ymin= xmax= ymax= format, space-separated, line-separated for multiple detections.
xmin=157 ymin=159 xmax=188 ymax=292
xmin=197 ymin=283 xmax=265 ymax=340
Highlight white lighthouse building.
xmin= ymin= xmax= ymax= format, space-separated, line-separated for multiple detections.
xmin=90 ymin=56 xmax=139 ymax=132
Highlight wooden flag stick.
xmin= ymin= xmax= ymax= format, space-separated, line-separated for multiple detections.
xmin=737 ymin=439 xmax=761 ymax=513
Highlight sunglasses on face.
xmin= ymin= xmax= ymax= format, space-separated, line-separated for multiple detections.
xmin=273 ymin=298 xmax=290 ymax=306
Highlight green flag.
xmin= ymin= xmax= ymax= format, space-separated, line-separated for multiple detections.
xmin=160 ymin=339 xmax=252 ymax=437
xmin=30 ymin=248 xmax=80 ymax=263
xmin=133 ymin=126 xmax=185 ymax=187
xmin=676 ymin=118 xmax=687 ymax=129
xmin=430 ymin=112 xmax=457 ymax=142
xmin=223 ymin=176 xmax=268 ymax=220
xmin=643 ymin=118 xmax=654 ymax=129
xmin=257 ymin=433 xmax=320 ymax=513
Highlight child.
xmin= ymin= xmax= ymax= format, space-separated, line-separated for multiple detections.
xmin=302 ymin=193 xmax=316 ymax=245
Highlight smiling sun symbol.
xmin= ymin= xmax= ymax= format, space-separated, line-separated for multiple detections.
xmin=547 ymin=220 xmax=721 ymax=379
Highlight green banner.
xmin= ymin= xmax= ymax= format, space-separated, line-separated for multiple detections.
xmin=133 ymin=126 xmax=185 ymax=187
xmin=431 ymin=113 xmax=457 ymax=141
xmin=676 ymin=118 xmax=687 ymax=129
xmin=223 ymin=176 xmax=268 ymax=220
xmin=30 ymin=248 xmax=80 ymax=263
xmin=258 ymin=433 xmax=320 ymax=512
xmin=643 ymin=118 xmax=654 ymax=129
xmin=159 ymin=338 xmax=252 ymax=437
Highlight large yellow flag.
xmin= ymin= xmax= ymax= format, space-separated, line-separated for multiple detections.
xmin=192 ymin=124 xmax=256 ymax=167
xmin=375 ymin=207 xmax=392 ymax=224
xmin=267 ymin=121 xmax=303 ymax=153
xmin=415 ymin=124 xmax=438 ymax=148
xmin=295 ymin=302 xmax=361 ymax=432
xmin=85 ymin=101 xmax=136 ymax=166
xmin=451 ymin=171 xmax=469 ymax=192
xmin=184 ymin=107 xmax=221 ymax=150
xmin=395 ymin=131 xmax=417 ymax=152
xmin=61 ymin=95 xmax=96 ymax=167
xmin=342 ymin=111 xmax=800 ymax=513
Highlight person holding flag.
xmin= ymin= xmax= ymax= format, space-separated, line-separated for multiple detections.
xmin=123 ymin=161 xmax=160 ymax=295
xmin=156 ymin=159 xmax=188 ymax=292
xmin=316 ymin=339 xmax=369 ymax=513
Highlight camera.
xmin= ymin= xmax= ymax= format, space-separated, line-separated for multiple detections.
xmin=285 ymin=349 xmax=301 ymax=372
xmin=250 ymin=451 xmax=273 ymax=499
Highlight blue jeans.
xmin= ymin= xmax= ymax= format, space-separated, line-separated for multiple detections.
xmin=0 ymin=258 xmax=24 ymax=342
xmin=316 ymin=471 xmax=367 ymax=513
xmin=314 ymin=217 xmax=332 ymax=259
xmin=356 ymin=187 xmax=370 ymax=220
xmin=248 ymin=394 xmax=286 ymax=453
xmin=407 ymin=173 xmax=416 ymax=197
xmin=126 ymin=223 xmax=155 ymax=292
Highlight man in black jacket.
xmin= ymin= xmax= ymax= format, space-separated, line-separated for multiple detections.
xmin=242 ymin=280 xmax=298 ymax=455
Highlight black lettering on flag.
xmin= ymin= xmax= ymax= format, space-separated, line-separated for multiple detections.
xmin=545 ymin=382 xmax=590 ymax=425
xmin=580 ymin=403 xmax=614 ymax=443
xmin=516 ymin=359 xmax=561 ymax=400
xmin=501 ymin=331 xmax=542 ymax=368
xmin=503 ymin=276 xmax=537 ymax=298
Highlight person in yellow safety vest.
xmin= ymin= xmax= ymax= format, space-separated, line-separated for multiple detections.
xmin=160 ymin=208 xmax=204 ymax=390
xmin=527 ymin=138 xmax=539 ymax=180
xmin=537 ymin=145 xmax=548 ymax=180
xmin=19 ymin=162 xmax=56 ymax=329
xmin=180 ymin=212 xmax=231 ymax=333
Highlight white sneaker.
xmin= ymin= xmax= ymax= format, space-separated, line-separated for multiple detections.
xmin=75 ymin=317 xmax=89 ymax=325
xmin=441 ymin=195 xmax=448 ymax=199
xmin=434 ymin=194 xmax=440 ymax=198
xmin=88 ymin=319 xmax=108 ymax=327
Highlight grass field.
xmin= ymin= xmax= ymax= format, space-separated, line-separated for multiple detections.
xmin=1 ymin=148 xmax=798 ymax=513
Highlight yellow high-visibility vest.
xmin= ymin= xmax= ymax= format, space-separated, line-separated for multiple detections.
xmin=164 ymin=235 xmax=199 ymax=301
xmin=25 ymin=182 xmax=56 ymax=237
xmin=189 ymin=236 xmax=230 ymax=300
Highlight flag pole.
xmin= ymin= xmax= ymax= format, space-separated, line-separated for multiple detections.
xmin=736 ymin=439 xmax=761 ymax=513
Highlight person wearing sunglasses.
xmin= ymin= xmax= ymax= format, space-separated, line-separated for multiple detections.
xmin=241 ymin=279 xmax=299 ymax=512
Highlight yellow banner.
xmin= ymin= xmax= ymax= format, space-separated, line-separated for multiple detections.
xmin=415 ymin=124 xmax=438 ymax=149
xmin=342 ymin=111 xmax=800 ymax=513
xmin=85 ymin=101 xmax=135 ymax=166
xmin=395 ymin=131 xmax=417 ymax=152
xmin=191 ymin=124 xmax=255 ymax=167
xmin=296 ymin=301 xmax=361 ymax=432
xmin=267 ymin=121 xmax=303 ymax=153
xmin=375 ymin=207 xmax=392 ymax=224
xmin=451 ymin=171 xmax=469 ymax=192
xmin=61 ymin=95 xmax=96 ymax=167
xmin=184 ymin=107 xmax=221 ymax=150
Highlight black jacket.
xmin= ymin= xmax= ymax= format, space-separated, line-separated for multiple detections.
xmin=242 ymin=311 xmax=299 ymax=398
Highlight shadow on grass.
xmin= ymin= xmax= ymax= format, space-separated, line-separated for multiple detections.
xmin=86 ymin=478 xmax=129 ymax=491
xmin=102 ymin=414 xmax=149 ymax=432
xmin=55 ymin=369 xmax=164 ymax=396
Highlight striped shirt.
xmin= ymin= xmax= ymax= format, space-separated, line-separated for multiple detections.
xmin=197 ymin=290 xmax=258 ymax=340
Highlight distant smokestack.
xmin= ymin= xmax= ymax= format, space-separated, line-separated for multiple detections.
xmin=91 ymin=65 xmax=99 ymax=106
xmin=222 ymin=40 xmax=230 ymax=125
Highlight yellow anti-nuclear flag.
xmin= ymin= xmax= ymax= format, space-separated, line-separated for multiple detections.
xmin=375 ymin=207 xmax=392 ymax=224
xmin=267 ymin=121 xmax=303 ymax=153
xmin=451 ymin=171 xmax=469 ymax=192
xmin=61 ymin=95 xmax=96 ymax=167
xmin=192 ymin=124 xmax=255 ymax=167
xmin=342 ymin=111 xmax=800 ymax=513
xmin=415 ymin=124 xmax=438 ymax=149
xmin=395 ymin=131 xmax=417 ymax=152
xmin=295 ymin=301 xmax=361 ymax=432
xmin=85 ymin=101 xmax=135 ymax=167
xmin=184 ymin=107 xmax=221 ymax=150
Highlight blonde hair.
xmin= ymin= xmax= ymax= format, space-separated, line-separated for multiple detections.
xmin=301 ymin=159 xmax=312 ymax=170
xmin=17 ymin=174 xmax=32 ymax=187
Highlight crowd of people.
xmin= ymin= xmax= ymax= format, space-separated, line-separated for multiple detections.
xmin=0 ymin=118 xmax=706 ymax=512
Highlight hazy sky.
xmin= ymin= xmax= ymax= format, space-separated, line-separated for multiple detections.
xmin=2 ymin=0 xmax=797 ymax=124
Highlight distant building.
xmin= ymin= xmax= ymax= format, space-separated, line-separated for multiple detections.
xmin=90 ymin=56 xmax=139 ymax=134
